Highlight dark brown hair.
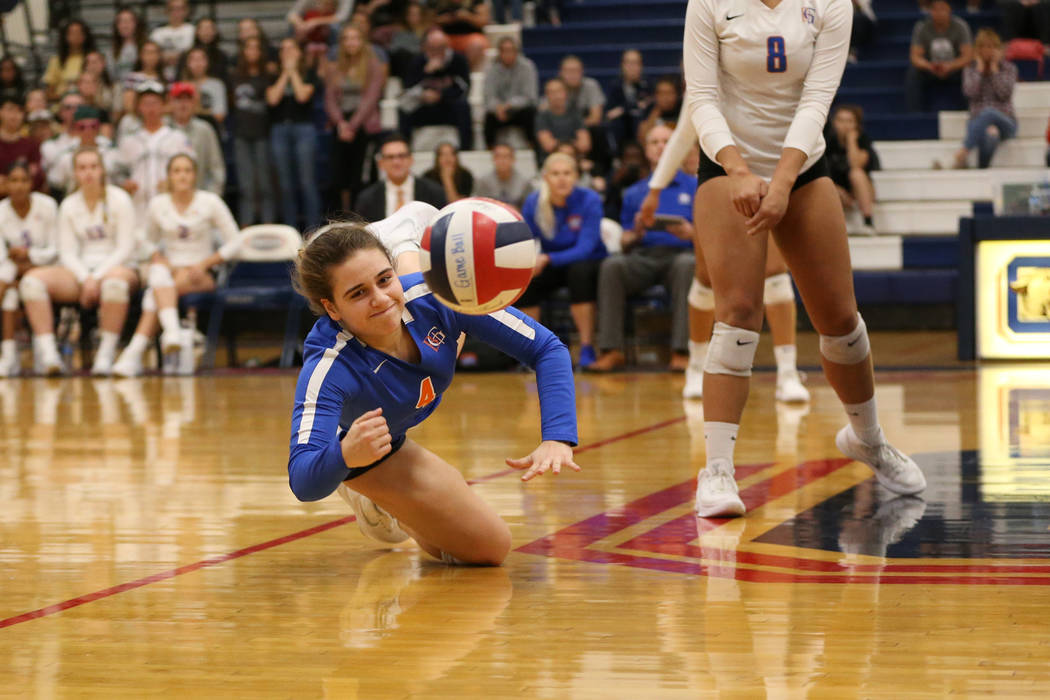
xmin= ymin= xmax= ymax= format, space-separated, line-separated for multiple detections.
xmin=293 ymin=222 xmax=392 ymax=315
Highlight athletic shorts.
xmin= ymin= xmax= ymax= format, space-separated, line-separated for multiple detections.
xmin=343 ymin=433 xmax=407 ymax=481
xmin=696 ymin=152 xmax=830 ymax=191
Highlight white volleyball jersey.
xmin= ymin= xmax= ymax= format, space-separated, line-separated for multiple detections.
xmin=0 ymin=192 xmax=59 ymax=267
xmin=684 ymin=0 xmax=851 ymax=180
xmin=57 ymin=185 xmax=138 ymax=282
xmin=145 ymin=191 xmax=241 ymax=268
xmin=117 ymin=124 xmax=194 ymax=216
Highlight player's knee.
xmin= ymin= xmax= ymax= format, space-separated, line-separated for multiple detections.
xmin=704 ymin=321 xmax=759 ymax=377
xmin=100 ymin=277 xmax=130 ymax=304
xmin=148 ymin=263 xmax=174 ymax=289
xmin=688 ymin=277 xmax=714 ymax=311
xmin=718 ymin=296 xmax=763 ymax=329
xmin=18 ymin=274 xmax=49 ymax=302
xmin=2 ymin=287 xmax=19 ymax=311
xmin=763 ymin=272 xmax=795 ymax=306
xmin=819 ymin=312 xmax=870 ymax=365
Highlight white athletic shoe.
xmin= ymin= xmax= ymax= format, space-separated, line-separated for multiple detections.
xmin=695 ymin=459 xmax=746 ymax=518
xmin=367 ymin=201 xmax=438 ymax=259
xmin=36 ymin=347 xmax=64 ymax=377
xmin=337 ymin=483 xmax=410 ymax=544
xmin=160 ymin=328 xmax=182 ymax=355
xmin=0 ymin=352 xmax=19 ymax=377
xmin=111 ymin=349 xmax=144 ymax=378
xmin=775 ymin=370 xmax=810 ymax=402
xmin=836 ymin=425 xmax=927 ymax=495
xmin=682 ymin=363 xmax=704 ymax=399
xmin=90 ymin=352 xmax=114 ymax=377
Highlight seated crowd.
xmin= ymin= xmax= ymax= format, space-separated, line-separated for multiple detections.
xmin=0 ymin=0 xmax=1044 ymax=376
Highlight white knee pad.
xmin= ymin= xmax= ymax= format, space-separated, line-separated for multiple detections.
xmin=704 ymin=322 xmax=760 ymax=377
xmin=18 ymin=275 xmax=49 ymax=302
xmin=819 ymin=313 xmax=870 ymax=365
xmin=148 ymin=263 xmax=175 ymax=289
xmin=141 ymin=287 xmax=156 ymax=312
xmin=763 ymin=272 xmax=795 ymax=305
xmin=2 ymin=287 xmax=18 ymax=311
xmin=688 ymin=278 xmax=714 ymax=311
xmin=100 ymin=278 xmax=130 ymax=304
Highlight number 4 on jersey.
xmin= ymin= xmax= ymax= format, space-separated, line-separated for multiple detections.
xmin=416 ymin=376 xmax=437 ymax=409
xmin=767 ymin=36 xmax=787 ymax=73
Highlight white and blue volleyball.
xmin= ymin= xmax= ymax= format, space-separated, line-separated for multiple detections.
xmin=420 ymin=197 xmax=536 ymax=315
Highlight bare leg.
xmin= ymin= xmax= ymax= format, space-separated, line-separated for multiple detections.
xmin=764 ymin=240 xmax=796 ymax=348
xmin=848 ymin=168 xmax=876 ymax=219
xmin=350 ymin=439 xmax=512 ymax=565
xmin=21 ymin=266 xmax=79 ymax=335
xmin=97 ymin=267 xmax=140 ymax=334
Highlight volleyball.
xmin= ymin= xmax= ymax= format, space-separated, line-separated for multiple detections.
xmin=420 ymin=197 xmax=536 ymax=315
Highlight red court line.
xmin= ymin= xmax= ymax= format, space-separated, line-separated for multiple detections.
xmin=0 ymin=415 xmax=686 ymax=630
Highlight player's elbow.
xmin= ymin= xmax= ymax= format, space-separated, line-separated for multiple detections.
xmin=287 ymin=464 xmax=326 ymax=502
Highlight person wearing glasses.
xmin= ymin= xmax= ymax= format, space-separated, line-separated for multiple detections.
xmin=353 ymin=133 xmax=446 ymax=222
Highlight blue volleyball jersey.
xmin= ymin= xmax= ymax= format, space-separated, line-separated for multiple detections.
xmin=288 ymin=272 xmax=578 ymax=501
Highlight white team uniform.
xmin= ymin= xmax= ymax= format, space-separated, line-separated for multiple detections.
xmin=57 ymin=185 xmax=138 ymax=283
xmin=684 ymin=0 xmax=851 ymax=180
xmin=144 ymin=191 xmax=242 ymax=268
xmin=117 ymin=124 xmax=194 ymax=218
xmin=0 ymin=193 xmax=59 ymax=272
xmin=41 ymin=133 xmax=79 ymax=191
xmin=46 ymin=136 xmax=128 ymax=194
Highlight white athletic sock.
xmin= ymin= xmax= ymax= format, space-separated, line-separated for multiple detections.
xmin=124 ymin=333 xmax=150 ymax=358
xmin=97 ymin=331 xmax=120 ymax=361
xmin=704 ymin=421 xmax=739 ymax=467
xmin=774 ymin=344 xmax=797 ymax=376
xmin=1 ymin=339 xmax=15 ymax=362
xmin=158 ymin=307 xmax=181 ymax=337
xmin=844 ymin=397 xmax=883 ymax=446
xmin=689 ymin=340 xmax=708 ymax=369
xmin=34 ymin=333 xmax=59 ymax=357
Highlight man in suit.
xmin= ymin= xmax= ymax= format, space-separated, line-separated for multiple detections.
xmin=354 ymin=133 xmax=447 ymax=221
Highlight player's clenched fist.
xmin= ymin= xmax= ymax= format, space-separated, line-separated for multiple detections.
xmin=341 ymin=408 xmax=393 ymax=468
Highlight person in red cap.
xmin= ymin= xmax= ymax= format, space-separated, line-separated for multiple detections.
xmin=169 ymin=81 xmax=225 ymax=195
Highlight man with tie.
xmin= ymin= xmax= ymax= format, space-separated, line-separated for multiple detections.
xmin=353 ymin=133 xmax=447 ymax=221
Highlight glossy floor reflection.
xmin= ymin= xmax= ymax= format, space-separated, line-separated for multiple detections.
xmin=2 ymin=364 xmax=1050 ymax=697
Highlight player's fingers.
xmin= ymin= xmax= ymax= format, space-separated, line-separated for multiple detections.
xmin=505 ymin=455 xmax=532 ymax=469
xmin=374 ymin=441 xmax=392 ymax=457
xmin=567 ymin=459 xmax=582 ymax=472
xmin=551 ymin=460 xmax=562 ymax=475
xmin=353 ymin=408 xmax=382 ymax=424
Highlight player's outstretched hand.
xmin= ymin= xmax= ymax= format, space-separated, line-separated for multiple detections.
xmin=342 ymin=408 xmax=393 ymax=468
xmin=728 ymin=171 xmax=768 ymax=218
xmin=637 ymin=188 xmax=662 ymax=228
xmin=745 ymin=183 xmax=790 ymax=236
xmin=506 ymin=441 xmax=581 ymax=482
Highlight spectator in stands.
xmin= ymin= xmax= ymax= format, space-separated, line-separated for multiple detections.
xmin=42 ymin=93 xmax=84 ymax=194
xmin=73 ymin=71 xmax=113 ymax=138
xmin=112 ymin=153 xmax=241 ymax=378
xmin=605 ymin=50 xmax=651 ymax=155
xmin=44 ymin=20 xmax=96 ymax=101
xmin=389 ymin=2 xmax=430 ymax=82
xmin=400 ymin=29 xmax=473 ymax=149
xmin=603 ymin=139 xmax=648 ymax=220
xmin=558 ymin=55 xmax=608 ymax=169
xmin=474 ymin=142 xmax=531 ymax=210
xmin=325 ymin=25 xmax=386 ymax=213
xmin=482 ymin=37 xmax=538 ymax=149
xmin=268 ymin=38 xmax=323 ymax=229
xmin=25 ymin=88 xmax=46 ymax=115
xmin=180 ymin=18 xmax=231 ymax=84
xmin=535 ymin=78 xmax=589 ymax=160
xmin=850 ymin=0 xmax=877 ymax=63
xmin=170 ymin=83 xmax=225 ymax=195
xmin=182 ymin=47 xmax=228 ymax=128
xmin=27 ymin=111 xmax=55 ymax=152
xmin=0 ymin=97 xmax=43 ymax=195
xmin=636 ymin=76 xmax=681 ymax=143
xmin=288 ymin=0 xmax=354 ymax=47
xmin=238 ymin=18 xmax=279 ymax=68
xmin=48 ymin=106 xmax=125 ymax=194
xmin=117 ymin=81 xmax=194 ymax=220
xmin=999 ymin=0 xmax=1050 ymax=46
xmin=119 ymin=40 xmax=164 ymax=123
xmin=22 ymin=147 xmax=139 ymax=376
xmin=83 ymin=52 xmax=117 ymax=121
xmin=422 ymin=141 xmax=474 ymax=201
xmin=354 ymin=133 xmax=447 ymax=220
xmin=492 ymin=0 xmax=523 ymax=23
xmin=110 ymin=8 xmax=146 ymax=91
xmin=589 ymin=124 xmax=695 ymax=373
xmin=0 ymin=57 xmax=26 ymax=106
xmin=905 ymin=0 xmax=973 ymax=112
xmin=433 ymin=0 xmax=491 ymax=71
xmin=0 ymin=161 xmax=58 ymax=376
xmin=951 ymin=28 xmax=1019 ymax=169
xmin=230 ymin=38 xmax=275 ymax=225
xmin=554 ymin=140 xmax=602 ymax=195
xmin=518 ymin=152 xmax=605 ymax=369
xmin=826 ymin=104 xmax=880 ymax=235
xmin=151 ymin=0 xmax=195 ymax=81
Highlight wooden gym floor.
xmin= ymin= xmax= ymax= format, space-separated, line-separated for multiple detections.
xmin=2 ymin=331 xmax=1049 ymax=697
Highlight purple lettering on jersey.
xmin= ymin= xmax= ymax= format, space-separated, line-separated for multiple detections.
xmin=801 ymin=7 xmax=816 ymax=24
